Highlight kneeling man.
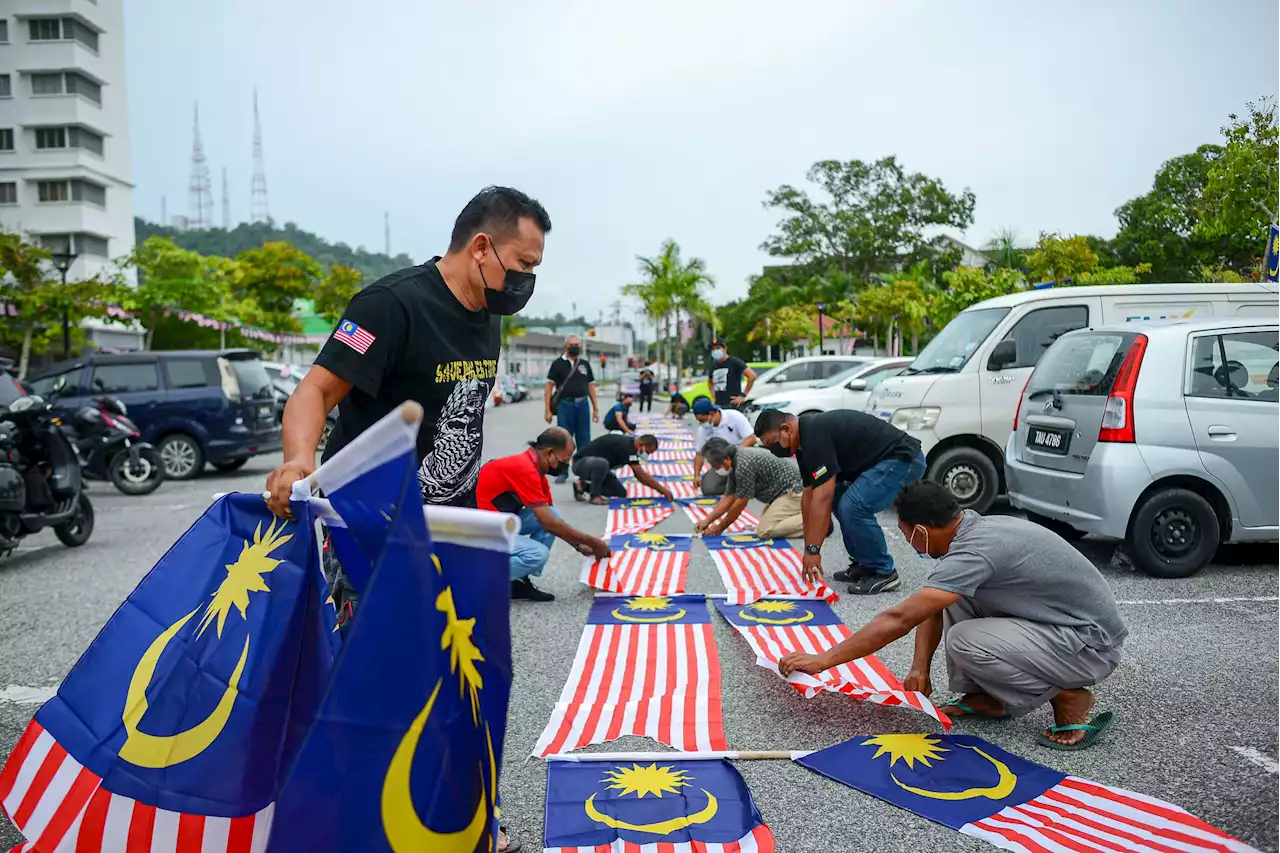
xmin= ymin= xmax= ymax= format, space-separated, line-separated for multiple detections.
xmin=477 ymin=427 xmax=612 ymax=602
xmin=779 ymin=480 xmax=1126 ymax=750
xmin=693 ymin=437 xmax=804 ymax=539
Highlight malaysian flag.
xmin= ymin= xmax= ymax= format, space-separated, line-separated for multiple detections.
xmin=580 ymin=533 xmax=691 ymax=595
xmin=704 ymin=535 xmax=838 ymax=603
xmin=679 ymin=495 xmax=761 ymax=533
xmin=605 ymin=497 xmax=675 ymax=535
xmin=332 ymin=319 xmax=375 ymax=354
xmin=617 ymin=462 xmax=695 ymax=480
xmin=797 ymin=734 xmax=1257 ymax=853
xmin=533 ymin=595 xmax=726 ymax=757
xmin=647 ymin=449 xmax=696 ymax=462
xmin=714 ymin=599 xmax=950 ymax=730
xmin=627 ymin=476 xmax=701 ymax=500
xmin=544 ymin=759 xmax=775 ymax=852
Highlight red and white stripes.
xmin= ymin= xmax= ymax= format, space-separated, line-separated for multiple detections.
xmin=710 ymin=548 xmax=838 ymax=604
xmin=579 ymin=550 xmax=690 ymax=596
xmin=534 ymin=622 xmax=727 ymax=757
xmin=680 ymin=503 xmax=760 ymax=534
xmin=0 ymin=721 xmax=272 ymax=853
xmin=960 ymin=776 xmax=1259 ymax=853
xmin=605 ymin=506 xmax=675 ymax=536
xmin=728 ymin=624 xmax=951 ymax=731
xmin=544 ymin=823 xmax=776 ymax=853
xmin=627 ymin=481 xmax=701 ymax=500
xmin=616 ymin=463 xmax=694 ymax=480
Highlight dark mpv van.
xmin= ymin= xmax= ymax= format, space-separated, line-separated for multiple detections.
xmin=26 ymin=350 xmax=282 ymax=479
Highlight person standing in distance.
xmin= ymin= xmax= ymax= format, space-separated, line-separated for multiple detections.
xmin=637 ymin=367 xmax=656 ymax=412
xmin=708 ymin=337 xmax=755 ymax=410
xmin=544 ymin=334 xmax=598 ymax=484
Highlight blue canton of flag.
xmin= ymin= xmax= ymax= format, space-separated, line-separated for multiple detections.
xmin=714 ymin=598 xmax=843 ymax=628
xmin=588 ymin=594 xmax=710 ymax=626
xmin=1266 ymin=223 xmax=1279 ymax=283
xmin=702 ymin=534 xmax=791 ymax=551
xmin=609 ymin=496 xmax=673 ymax=511
xmin=267 ymin=405 xmax=514 ymax=853
xmin=611 ymin=533 xmax=693 ymax=551
xmin=544 ymin=759 xmax=774 ymax=851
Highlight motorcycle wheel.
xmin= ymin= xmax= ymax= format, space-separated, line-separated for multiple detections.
xmin=55 ymin=495 xmax=94 ymax=547
xmin=110 ymin=449 xmax=165 ymax=496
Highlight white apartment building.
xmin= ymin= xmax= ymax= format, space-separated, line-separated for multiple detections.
xmin=0 ymin=0 xmax=139 ymax=349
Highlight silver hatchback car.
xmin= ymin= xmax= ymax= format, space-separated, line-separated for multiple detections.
xmin=1005 ymin=318 xmax=1278 ymax=578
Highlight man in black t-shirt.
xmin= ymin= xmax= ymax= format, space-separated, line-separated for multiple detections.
xmin=544 ymin=335 xmax=598 ymax=483
xmin=707 ymin=337 xmax=755 ymax=409
xmin=571 ymin=433 xmax=674 ymax=504
xmin=638 ymin=368 xmax=656 ymax=411
xmin=754 ymin=409 xmax=926 ymax=596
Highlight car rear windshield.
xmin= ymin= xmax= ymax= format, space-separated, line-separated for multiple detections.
xmin=227 ymin=356 xmax=274 ymax=400
xmin=1028 ymin=332 xmax=1138 ymax=397
xmin=0 ymin=374 xmax=24 ymax=408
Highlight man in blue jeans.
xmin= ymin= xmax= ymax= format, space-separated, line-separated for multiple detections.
xmin=544 ymin=335 xmax=599 ymax=483
xmin=754 ymin=409 xmax=925 ymax=595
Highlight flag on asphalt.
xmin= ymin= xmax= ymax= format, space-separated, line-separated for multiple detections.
xmin=534 ymin=595 xmax=726 ymax=757
xmin=544 ymin=759 xmax=775 ymax=852
xmin=678 ymin=496 xmax=761 ymax=533
xmin=0 ymin=492 xmax=333 ymax=853
xmin=704 ymin=535 xmax=837 ymax=604
xmin=617 ymin=463 xmax=695 ymax=480
xmin=628 ymin=476 xmax=701 ymax=500
xmin=266 ymin=414 xmax=514 ymax=852
xmin=796 ymin=733 xmax=1257 ymax=853
xmin=714 ymin=600 xmax=950 ymax=730
xmin=579 ymin=533 xmax=692 ymax=596
xmin=605 ymin=497 xmax=675 ymax=536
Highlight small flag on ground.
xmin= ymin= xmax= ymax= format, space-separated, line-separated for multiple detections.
xmin=648 ymin=450 xmax=695 ymax=462
xmin=704 ymin=535 xmax=837 ymax=604
xmin=715 ymin=600 xmax=950 ymax=730
xmin=796 ymin=733 xmax=1257 ymax=853
xmin=606 ymin=497 xmax=675 ymax=536
xmin=617 ymin=463 xmax=695 ymax=480
xmin=544 ymin=759 xmax=775 ymax=852
xmin=534 ymin=595 xmax=726 ymax=757
xmin=679 ymin=495 xmax=761 ymax=533
xmin=579 ymin=534 xmax=692 ymax=596
xmin=628 ymin=476 xmax=701 ymax=500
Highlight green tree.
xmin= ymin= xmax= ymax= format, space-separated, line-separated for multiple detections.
xmin=761 ymin=157 xmax=976 ymax=279
xmin=314 ymin=264 xmax=364 ymax=325
xmin=935 ymin=266 xmax=1024 ymax=328
xmin=983 ymin=227 xmax=1024 ymax=271
xmin=123 ymin=236 xmax=229 ymax=349
xmin=1026 ymin=232 xmax=1149 ymax=287
xmin=1195 ymin=98 xmax=1279 ymax=276
xmin=500 ymin=315 xmax=526 ymax=372
xmin=855 ymin=278 xmax=928 ymax=356
xmin=233 ymin=241 xmax=322 ymax=345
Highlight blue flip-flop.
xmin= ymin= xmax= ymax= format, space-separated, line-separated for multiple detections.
xmin=1037 ymin=710 xmax=1115 ymax=751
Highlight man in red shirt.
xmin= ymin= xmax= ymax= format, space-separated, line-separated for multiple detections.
xmin=477 ymin=427 xmax=611 ymax=602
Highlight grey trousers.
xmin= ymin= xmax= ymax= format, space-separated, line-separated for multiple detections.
xmin=943 ymin=597 xmax=1121 ymax=716
xmin=701 ymin=469 xmax=728 ymax=496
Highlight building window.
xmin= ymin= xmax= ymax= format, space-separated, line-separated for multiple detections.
xmin=35 ymin=127 xmax=67 ymax=149
xmin=77 ymin=234 xmax=108 ymax=257
xmin=31 ymin=73 xmax=63 ymax=96
xmin=37 ymin=180 xmax=69 ymax=202
xmin=39 ymin=234 xmax=72 ymax=255
xmin=65 ymin=19 xmax=98 ymax=51
xmin=70 ymin=179 xmax=105 ymax=207
xmin=0 ymin=75 xmax=10 ymax=98
xmin=65 ymin=73 xmax=101 ymax=104
xmin=68 ymin=126 xmax=103 ymax=155
xmin=0 ymin=183 xmax=16 ymax=205
xmin=0 ymin=20 xmax=9 ymax=43
xmin=0 ymin=129 xmax=12 ymax=152
xmin=28 ymin=18 xmax=62 ymax=41
xmin=27 ymin=18 xmax=97 ymax=51
xmin=29 ymin=73 xmax=101 ymax=105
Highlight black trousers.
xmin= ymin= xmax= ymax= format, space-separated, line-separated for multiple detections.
xmin=638 ymin=389 xmax=654 ymax=411
xmin=573 ymin=456 xmax=627 ymax=499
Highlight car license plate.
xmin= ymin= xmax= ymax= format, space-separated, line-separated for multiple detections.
xmin=876 ymin=410 xmax=892 ymax=422
xmin=1028 ymin=426 xmax=1070 ymax=455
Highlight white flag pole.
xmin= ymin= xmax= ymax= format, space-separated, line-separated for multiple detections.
xmin=545 ymin=750 xmax=813 ymax=762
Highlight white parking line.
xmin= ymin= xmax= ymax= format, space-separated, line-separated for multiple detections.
xmin=1115 ymin=595 xmax=1279 ymax=605
xmin=1229 ymin=746 xmax=1279 ymax=775
xmin=0 ymin=685 xmax=57 ymax=705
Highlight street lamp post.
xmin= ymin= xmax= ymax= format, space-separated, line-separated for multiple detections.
xmin=815 ymin=301 xmax=827 ymax=356
xmin=50 ymin=251 xmax=78 ymax=359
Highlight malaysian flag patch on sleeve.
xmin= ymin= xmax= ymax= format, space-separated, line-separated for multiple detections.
xmin=334 ymin=319 xmax=376 ymax=354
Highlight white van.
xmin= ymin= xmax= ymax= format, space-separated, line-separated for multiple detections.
xmin=866 ymin=282 xmax=1279 ymax=513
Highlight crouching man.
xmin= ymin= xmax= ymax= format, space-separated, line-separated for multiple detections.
xmin=779 ymin=480 xmax=1126 ymax=751
xmin=692 ymin=437 xmax=804 ymax=539
xmin=477 ymin=427 xmax=611 ymax=602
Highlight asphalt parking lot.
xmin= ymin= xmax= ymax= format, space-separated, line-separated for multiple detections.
xmin=0 ymin=399 xmax=1275 ymax=851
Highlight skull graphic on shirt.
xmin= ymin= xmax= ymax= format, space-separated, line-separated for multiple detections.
xmin=418 ymin=378 xmax=487 ymax=504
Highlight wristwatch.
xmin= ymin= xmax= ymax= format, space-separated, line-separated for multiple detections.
xmin=805 ymin=544 xmax=821 ymax=555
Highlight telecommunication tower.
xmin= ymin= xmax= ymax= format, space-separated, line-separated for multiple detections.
xmin=221 ymin=168 xmax=231 ymax=229
xmin=187 ymin=104 xmax=213 ymax=229
xmin=250 ymin=89 xmax=270 ymax=223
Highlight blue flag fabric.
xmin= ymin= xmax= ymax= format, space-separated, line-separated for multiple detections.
xmin=796 ymin=733 xmax=1066 ymax=830
xmin=609 ymin=496 xmax=674 ymax=511
xmin=714 ymin=598 xmax=844 ymax=628
xmin=267 ymin=444 xmax=513 ymax=852
xmin=702 ymin=533 xmax=792 ymax=551
xmin=677 ymin=495 xmax=720 ymax=508
xmin=1267 ymin=223 xmax=1279 ymax=283
xmin=544 ymin=759 xmax=769 ymax=848
xmin=28 ymin=492 xmax=333 ymax=817
xmin=587 ymin=594 xmax=710 ymax=626
xmin=610 ymin=533 xmax=693 ymax=551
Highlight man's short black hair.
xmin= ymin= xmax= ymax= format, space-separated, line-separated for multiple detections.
xmin=528 ymin=426 xmax=572 ymax=452
xmin=621 ymin=392 xmax=635 ymax=400
xmin=638 ymin=434 xmax=660 ymax=452
xmin=449 ymin=186 xmax=552 ymax=252
xmin=701 ymin=436 xmax=734 ymax=466
xmin=753 ymin=409 xmax=790 ymax=438
xmin=894 ymin=480 xmax=961 ymax=528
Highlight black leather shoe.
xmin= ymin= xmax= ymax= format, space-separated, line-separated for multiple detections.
xmin=848 ymin=570 xmax=901 ymax=595
xmin=832 ymin=563 xmax=873 ymax=583
xmin=511 ymin=578 xmax=555 ymax=602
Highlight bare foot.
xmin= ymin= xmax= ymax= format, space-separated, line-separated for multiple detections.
xmin=944 ymin=693 xmax=1007 ymax=718
xmin=1044 ymin=688 xmax=1095 ymax=746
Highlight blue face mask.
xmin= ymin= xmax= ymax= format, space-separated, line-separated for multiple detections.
xmin=909 ymin=525 xmax=936 ymax=561
xmin=711 ymin=348 xmax=727 ymax=362
xmin=638 ymin=451 xmax=651 ymax=461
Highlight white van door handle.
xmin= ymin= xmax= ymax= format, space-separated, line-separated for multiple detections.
xmin=1206 ymin=425 xmax=1237 ymax=441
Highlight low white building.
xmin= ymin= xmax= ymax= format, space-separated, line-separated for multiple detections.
xmin=500 ymin=331 xmax=626 ymax=383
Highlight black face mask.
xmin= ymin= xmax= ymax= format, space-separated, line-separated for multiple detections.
xmin=479 ymin=238 xmax=536 ymax=315
xmin=567 ymin=345 xmax=582 ymax=357
xmin=548 ymin=459 xmax=569 ymax=477
xmin=768 ymin=441 xmax=792 ymax=458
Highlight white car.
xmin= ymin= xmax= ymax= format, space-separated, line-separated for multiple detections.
xmin=751 ymin=358 xmax=913 ymax=417
xmin=749 ymin=355 xmax=876 ymax=401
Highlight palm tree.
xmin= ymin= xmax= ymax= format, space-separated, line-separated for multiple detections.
xmin=984 ymin=227 xmax=1023 ymax=270
xmin=624 ymin=240 xmax=714 ymax=390
xmin=500 ymin=315 xmax=525 ymax=374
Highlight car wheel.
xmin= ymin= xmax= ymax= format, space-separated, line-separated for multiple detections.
xmin=1128 ymin=488 xmax=1220 ymax=578
xmin=55 ymin=495 xmax=94 ymax=547
xmin=929 ymin=447 xmax=999 ymax=514
xmin=1025 ymin=510 xmax=1088 ymax=541
xmin=158 ymin=433 xmax=205 ymax=480
xmin=212 ymin=458 xmax=249 ymax=472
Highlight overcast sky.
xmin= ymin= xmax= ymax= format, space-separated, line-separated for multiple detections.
xmin=123 ymin=0 xmax=1278 ymax=327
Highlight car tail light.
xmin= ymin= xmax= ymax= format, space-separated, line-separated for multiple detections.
xmin=1012 ymin=374 xmax=1034 ymax=430
xmin=1098 ymin=334 xmax=1148 ymax=443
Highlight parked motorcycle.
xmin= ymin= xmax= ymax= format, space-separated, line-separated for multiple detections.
xmin=0 ymin=395 xmax=94 ymax=558
xmin=63 ymin=396 xmax=164 ymax=496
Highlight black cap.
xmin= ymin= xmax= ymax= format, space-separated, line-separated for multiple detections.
xmin=711 ymin=337 xmax=726 ymax=348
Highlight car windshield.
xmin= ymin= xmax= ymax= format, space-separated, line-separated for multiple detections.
xmin=1028 ymin=332 xmax=1137 ymax=396
xmin=816 ymin=365 xmax=867 ymax=388
xmin=909 ymin=307 xmax=1010 ymax=373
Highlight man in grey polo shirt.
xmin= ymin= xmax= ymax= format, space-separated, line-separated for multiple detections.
xmin=693 ymin=437 xmax=804 ymax=538
xmin=778 ymin=480 xmax=1125 ymax=751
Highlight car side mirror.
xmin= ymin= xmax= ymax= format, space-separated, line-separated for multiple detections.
xmin=771 ymin=373 xmax=787 ymax=383
xmin=988 ymin=339 xmax=1017 ymax=371
xmin=845 ymin=378 xmax=868 ymax=391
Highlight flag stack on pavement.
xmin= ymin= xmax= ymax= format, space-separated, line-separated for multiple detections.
xmin=605 ymin=497 xmax=676 ymax=536
xmin=579 ymin=534 xmax=692 ymax=596
xmin=704 ymin=535 xmax=838 ymax=604
xmin=678 ymin=495 xmax=761 ymax=533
